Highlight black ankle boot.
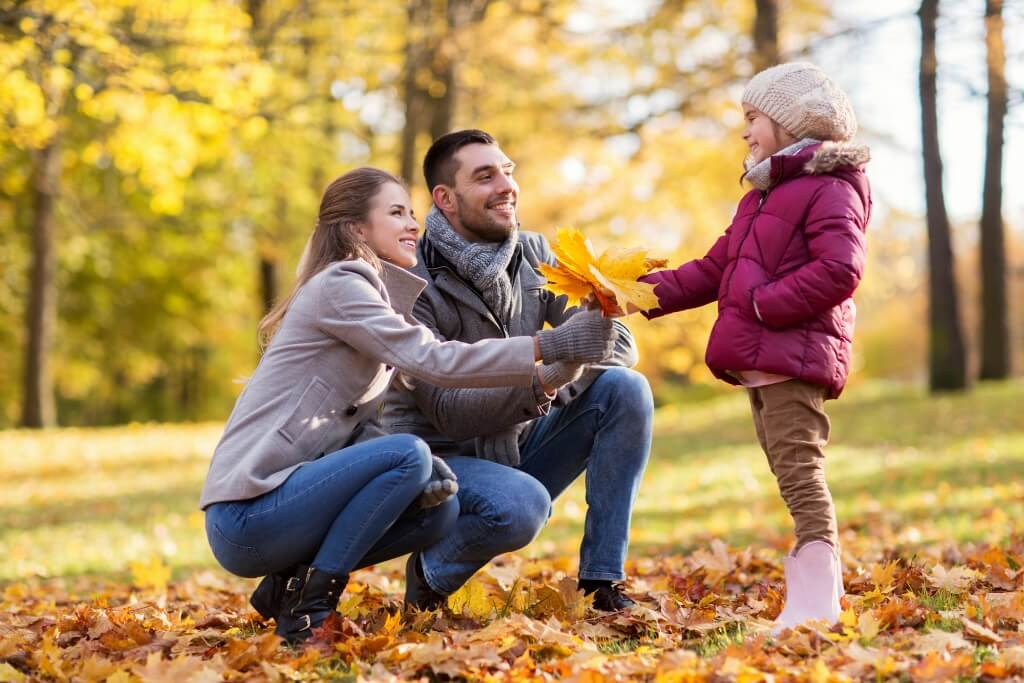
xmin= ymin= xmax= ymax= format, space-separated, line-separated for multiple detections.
xmin=579 ymin=579 xmax=636 ymax=612
xmin=404 ymin=552 xmax=446 ymax=612
xmin=274 ymin=566 xmax=347 ymax=644
xmin=249 ymin=566 xmax=298 ymax=620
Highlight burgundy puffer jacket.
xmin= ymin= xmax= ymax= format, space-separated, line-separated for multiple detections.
xmin=643 ymin=141 xmax=872 ymax=399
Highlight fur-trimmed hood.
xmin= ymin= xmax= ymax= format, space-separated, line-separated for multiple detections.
xmin=769 ymin=140 xmax=872 ymax=216
xmin=803 ymin=140 xmax=871 ymax=175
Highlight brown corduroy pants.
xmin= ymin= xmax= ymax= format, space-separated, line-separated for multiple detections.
xmin=748 ymin=379 xmax=838 ymax=551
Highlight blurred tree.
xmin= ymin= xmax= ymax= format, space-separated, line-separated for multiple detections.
xmin=918 ymin=0 xmax=968 ymax=391
xmin=0 ymin=0 xmax=887 ymax=425
xmin=753 ymin=0 xmax=780 ymax=70
xmin=399 ymin=0 xmax=495 ymax=186
xmin=0 ymin=0 xmax=263 ymax=425
xmin=979 ymin=0 xmax=1010 ymax=380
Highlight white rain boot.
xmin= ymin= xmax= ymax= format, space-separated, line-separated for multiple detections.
xmin=771 ymin=541 xmax=842 ymax=635
xmin=835 ymin=549 xmax=845 ymax=600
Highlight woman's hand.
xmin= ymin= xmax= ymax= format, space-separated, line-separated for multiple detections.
xmin=418 ymin=456 xmax=459 ymax=508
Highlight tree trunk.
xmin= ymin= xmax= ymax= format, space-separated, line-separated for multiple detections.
xmin=401 ymin=0 xmax=473 ymax=185
xmin=247 ymin=0 xmax=280 ymax=316
xmin=979 ymin=0 xmax=1010 ymax=379
xmin=259 ymin=250 xmax=278 ymax=313
xmin=918 ymin=0 xmax=968 ymax=391
xmin=429 ymin=57 xmax=456 ymax=141
xmin=753 ymin=0 xmax=780 ymax=71
xmin=21 ymin=137 xmax=61 ymax=427
xmin=400 ymin=0 xmax=429 ymax=185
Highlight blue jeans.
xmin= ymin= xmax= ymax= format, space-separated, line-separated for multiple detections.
xmin=205 ymin=434 xmax=459 ymax=577
xmin=420 ymin=368 xmax=653 ymax=594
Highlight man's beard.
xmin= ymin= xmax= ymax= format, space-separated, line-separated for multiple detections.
xmin=454 ymin=192 xmax=517 ymax=243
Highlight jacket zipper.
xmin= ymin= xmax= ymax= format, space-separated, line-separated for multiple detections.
xmin=725 ymin=190 xmax=769 ymax=298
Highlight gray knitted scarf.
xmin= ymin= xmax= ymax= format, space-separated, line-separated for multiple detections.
xmin=426 ymin=206 xmax=517 ymax=323
xmin=743 ymin=138 xmax=820 ymax=190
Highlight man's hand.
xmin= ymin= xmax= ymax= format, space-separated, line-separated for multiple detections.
xmin=418 ymin=456 xmax=459 ymax=508
xmin=535 ymin=309 xmax=615 ymax=363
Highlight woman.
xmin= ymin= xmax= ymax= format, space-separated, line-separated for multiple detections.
xmin=201 ymin=168 xmax=614 ymax=643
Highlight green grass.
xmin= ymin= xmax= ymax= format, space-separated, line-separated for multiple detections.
xmin=0 ymin=380 xmax=1022 ymax=583
xmin=539 ymin=378 xmax=1024 ymax=560
xmin=694 ymin=622 xmax=747 ymax=658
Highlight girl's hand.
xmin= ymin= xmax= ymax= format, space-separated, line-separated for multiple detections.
xmin=581 ymin=291 xmax=633 ymax=317
xmin=602 ymin=299 xmax=640 ymax=318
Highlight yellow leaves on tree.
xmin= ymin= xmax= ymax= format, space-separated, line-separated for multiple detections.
xmin=539 ymin=227 xmax=667 ymax=314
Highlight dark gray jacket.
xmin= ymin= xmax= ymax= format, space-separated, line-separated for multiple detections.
xmin=382 ymin=230 xmax=638 ymax=457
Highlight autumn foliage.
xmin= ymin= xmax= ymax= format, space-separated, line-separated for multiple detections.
xmin=7 ymin=538 xmax=1024 ymax=681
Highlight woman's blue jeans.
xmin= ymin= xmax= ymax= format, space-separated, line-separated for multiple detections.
xmin=205 ymin=433 xmax=458 ymax=577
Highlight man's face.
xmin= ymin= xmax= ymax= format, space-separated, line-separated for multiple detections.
xmin=445 ymin=143 xmax=519 ymax=243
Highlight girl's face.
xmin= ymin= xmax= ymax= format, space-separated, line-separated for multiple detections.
xmin=742 ymin=104 xmax=797 ymax=164
xmin=357 ymin=182 xmax=420 ymax=269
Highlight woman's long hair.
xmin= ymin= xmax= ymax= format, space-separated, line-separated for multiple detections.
xmin=257 ymin=167 xmax=404 ymax=349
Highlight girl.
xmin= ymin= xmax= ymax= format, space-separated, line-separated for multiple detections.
xmin=201 ymin=168 xmax=615 ymax=644
xmin=641 ymin=62 xmax=871 ymax=631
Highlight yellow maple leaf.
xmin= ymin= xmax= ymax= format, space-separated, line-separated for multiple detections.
xmin=540 ymin=227 xmax=666 ymax=313
xmin=858 ymin=610 xmax=881 ymax=642
xmin=337 ymin=592 xmax=365 ymax=618
xmin=870 ymin=560 xmax=899 ymax=592
xmin=381 ymin=610 xmax=403 ymax=636
xmin=130 ymin=557 xmax=171 ymax=593
xmin=446 ymin=578 xmax=494 ymax=619
xmin=859 ymin=587 xmax=887 ymax=607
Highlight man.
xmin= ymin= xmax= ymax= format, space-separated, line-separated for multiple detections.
xmin=384 ymin=129 xmax=653 ymax=611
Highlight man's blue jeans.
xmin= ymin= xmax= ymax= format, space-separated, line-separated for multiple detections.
xmin=205 ymin=434 xmax=458 ymax=578
xmin=419 ymin=367 xmax=653 ymax=594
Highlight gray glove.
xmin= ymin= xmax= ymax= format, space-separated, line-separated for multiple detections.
xmin=418 ymin=456 xmax=458 ymax=508
xmin=474 ymin=423 xmax=527 ymax=468
xmin=536 ymin=361 xmax=585 ymax=393
xmin=536 ymin=310 xmax=615 ymax=364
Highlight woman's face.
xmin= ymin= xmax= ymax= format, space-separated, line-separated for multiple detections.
xmin=742 ymin=104 xmax=796 ymax=164
xmin=358 ymin=182 xmax=420 ymax=269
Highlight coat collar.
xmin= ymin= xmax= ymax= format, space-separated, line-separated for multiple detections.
xmin=380 ymin=261 xmax=427 ymax=316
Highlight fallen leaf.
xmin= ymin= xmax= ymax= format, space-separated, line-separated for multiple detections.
xmin=858 ymin=610 xmax=881 ymax=641
xmin=910 ymin=629 xmax=971 ymax=654
xmin=963 ymin=617 xmax=1002 ymax=644
xmin=927 ymin=566 xmax=978 ymax=594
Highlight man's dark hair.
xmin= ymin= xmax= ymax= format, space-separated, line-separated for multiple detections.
xmin=423 ymin=129 xmax=497 ymax=192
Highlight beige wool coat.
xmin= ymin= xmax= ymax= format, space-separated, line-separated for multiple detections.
xmin=200 ymin=259 xmax=537 ymax=509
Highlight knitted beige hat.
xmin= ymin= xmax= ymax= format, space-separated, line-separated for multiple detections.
xmin=741 ymin=62 xmax=857 ymax=142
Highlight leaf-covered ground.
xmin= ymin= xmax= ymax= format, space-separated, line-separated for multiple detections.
xmin=1 ymin=380 xmax=1023 ymax=681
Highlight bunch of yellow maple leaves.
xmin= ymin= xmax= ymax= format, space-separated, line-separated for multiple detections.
xmin=538 ymin=228 xmax=668 ymax=314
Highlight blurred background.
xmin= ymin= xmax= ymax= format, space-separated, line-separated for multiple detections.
xmin=1 ymin=0 xmax=1022 ymax=429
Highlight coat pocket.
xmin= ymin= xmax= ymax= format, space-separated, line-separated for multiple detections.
xmin=277 ymin=376 xmax=336 ymax=448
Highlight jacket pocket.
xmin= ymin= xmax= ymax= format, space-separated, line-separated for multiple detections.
xmin=277 ymin=376 xmax=336 ymax=447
